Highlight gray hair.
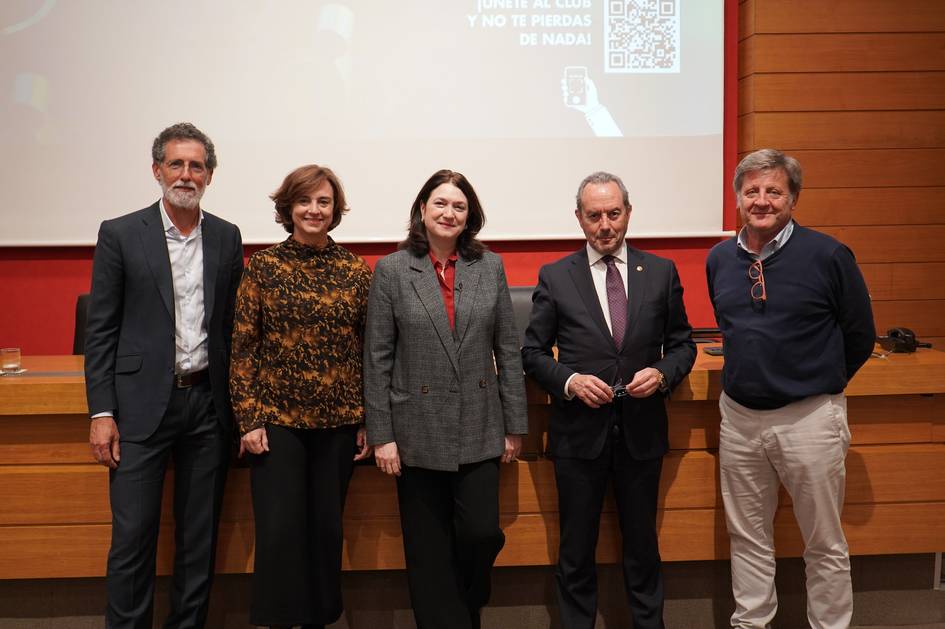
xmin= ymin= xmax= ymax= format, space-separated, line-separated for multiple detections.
xmin=733 ymin=148 xmax=802 ymax=203
xmin=575 ymin=171 xmax=630 ymax=212
xmin=151 ymin=122 xmax=218 ymax=171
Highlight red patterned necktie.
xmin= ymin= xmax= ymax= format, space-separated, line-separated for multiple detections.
xmin=604 ymin=255 xmax=626 ymax=348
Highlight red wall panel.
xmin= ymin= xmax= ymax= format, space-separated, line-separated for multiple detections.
xmin=0 ymin=239 xmax=722 ymax=355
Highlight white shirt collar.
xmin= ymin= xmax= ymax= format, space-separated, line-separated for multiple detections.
xmin=586 ymin=240 xmax=628 ymax=267
xmin=159 ymin=198 xmax=203 ymax=236
xmin=737 ymin=219 xmax=794 ymax=260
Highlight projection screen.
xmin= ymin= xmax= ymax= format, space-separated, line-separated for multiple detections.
xmin=1 ymin=0 xmax=724 ymax=245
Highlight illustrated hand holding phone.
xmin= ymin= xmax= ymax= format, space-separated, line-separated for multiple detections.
xmin=560 ymin=65 xmax=622 ymax=137
xmin=561 ymin=66 xmax=600 ymax=114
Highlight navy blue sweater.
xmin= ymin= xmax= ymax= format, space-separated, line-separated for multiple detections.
xmin=706 ymin=224 xmax=875 ymax=410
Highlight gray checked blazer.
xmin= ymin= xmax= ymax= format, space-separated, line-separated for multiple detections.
xmin=363 ymin=249 xmax=528 ymax=472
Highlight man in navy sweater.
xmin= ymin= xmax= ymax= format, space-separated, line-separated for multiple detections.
xmin=706 ymin=149 xmax=875 ymax=629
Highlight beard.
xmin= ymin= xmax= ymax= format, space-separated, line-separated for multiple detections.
xmin=160 ymin=179 xmax=205 ymax=210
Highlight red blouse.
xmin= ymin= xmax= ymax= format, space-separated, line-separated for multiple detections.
xmin=429 ymin=250 xmax=458 ymax=329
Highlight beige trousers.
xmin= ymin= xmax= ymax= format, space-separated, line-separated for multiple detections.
xmin=719 ymin=391 xmax=853 ymax=629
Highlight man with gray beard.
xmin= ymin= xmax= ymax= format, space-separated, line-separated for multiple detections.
xmin=85 ymin=122 xmax=244 ymax=628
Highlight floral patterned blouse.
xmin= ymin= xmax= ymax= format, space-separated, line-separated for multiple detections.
xmin=229 ymin=236 xmax=372 ymax=434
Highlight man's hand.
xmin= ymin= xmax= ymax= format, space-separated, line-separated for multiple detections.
xmin=374 ymin=441 xmax=401 ymax=476
xmin=625 ymin=367 xmax=663 ymax=398
xmin=89 ymin=416 xmax=121 ymax=469
xmin=353 ymin=425 xmax=373 ymax=461
xmin=239 ymin=427 xmax=270 ymax=456
xmin=568 ymin=374 xmax=614 ymax=408
xmin=502 ymin=435 xmax=522 ymax=463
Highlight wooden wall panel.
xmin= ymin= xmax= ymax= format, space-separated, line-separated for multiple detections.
xmin=860 ymin=263 xmax=945 ymax=301
xmin=503 ymin=501 xmax=945 ymax=565
xmin=740 ymin=111 xmax=945 ymax=151
xmin=0 ymin=522 xmax=260 ymax=580
xmin=737 ymin=0 xmax=754 ymax=41
xmin=0 ymin=381 xmax=87 ymax=416
xmin=926 ymin=337 xmax=945 ymax=350
xmin=742 ymin=72 xmax=945 ymax=113
xmin=846 ymin=351 xmax=945 ymax=396
xmin=0 ymin=443 xmax=945 ymax=578
xmin=744 ymin=0 xmax=945 ymax=34
xmin=844 ymin=444 xmax=945 ymax=505
xmin=0 ymin=465 xmax=108 ymax=525
xmin=935 ymin=408 xmax=945 ymax=442
xmin=792 ymin=502 xmax=945 ymax=557
xmin=721 ymin=1 xmax=945 ymax=342
xmin=0 ymin=525 xmax=111 ymax=579
xmin=667 ymin=400 xmax=721 ymax=449
xmin=846 ymin=395 xmax=943 ymax=445
xmin=521 ymin=403 xmax=549 ymax=456
xmin=2 ymin=414 xmax=90 ymax=464
xmin=2 ymin=354 xmax=944 ymax=579
xmin=816 ymin=225 xmax=945 ymax=263
xmin=872 ymin=300 xmax=945 ymax=337
xmin=764 ymin=149 xmax=945 ymax=189
xmin=740 ymin=34 xmax=945 ymax=76
xmin=6 ymin=499 xmax=945 ymax=579
xmin=669 ymin=394 xmax=945 ymax=449
xmin=791 ymin=188 xmax=944 ymax=227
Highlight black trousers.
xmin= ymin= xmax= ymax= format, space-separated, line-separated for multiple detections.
xmin=396 ymin=458 xmax=505 ymax=629
xmin=554 ymin=424 xmax=665 ymax=629
xmin=106 ymin=380 xmax=230 ymax=629
xmin=248 ymin=423 xmax=358 ymax=627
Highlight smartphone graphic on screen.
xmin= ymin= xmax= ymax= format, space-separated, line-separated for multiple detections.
xmin=564 ymin=66 xmax=587 ymax=107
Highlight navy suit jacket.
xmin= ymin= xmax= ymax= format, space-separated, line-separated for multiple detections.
xmin=522 ymin=244 xmax=695 ymax=460
xmin=84 ymin=202 xmax=244 ymax=441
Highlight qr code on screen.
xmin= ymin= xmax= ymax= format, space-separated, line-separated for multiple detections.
xmin=605 ymin=0 xmax=680 ymax=73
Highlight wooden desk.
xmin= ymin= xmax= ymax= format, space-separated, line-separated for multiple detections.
xmin=1 ymin=352 xmax=944 ymax=579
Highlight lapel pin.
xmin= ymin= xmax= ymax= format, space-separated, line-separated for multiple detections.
xmin=636 ymin=265 xmax=643 ymax=272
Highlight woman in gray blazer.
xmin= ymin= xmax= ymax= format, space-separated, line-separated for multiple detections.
xmin=364 ymin=169 xmax=528 ymax=629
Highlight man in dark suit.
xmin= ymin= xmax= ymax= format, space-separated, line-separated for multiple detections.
xmin=85 ymin=122 xmax=244 ymax=629
xmin=522 ymin=171 xmax=695 ymax=629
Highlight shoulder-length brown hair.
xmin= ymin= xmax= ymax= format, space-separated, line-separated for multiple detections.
xmin=399 ymin=169 xmax=487 ymax=259
xmin=271 ymin=165 xmax=349 ymax=234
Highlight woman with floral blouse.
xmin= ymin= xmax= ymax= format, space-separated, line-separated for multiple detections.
xmin=229 ymin=164 xmax=372 ymax=629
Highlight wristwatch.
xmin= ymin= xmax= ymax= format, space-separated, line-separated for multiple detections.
xmin=655 ymin=369 xmax=670 ymax=395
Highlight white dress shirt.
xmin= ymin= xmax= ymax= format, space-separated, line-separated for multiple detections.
xmin=563 ymin=241 xmax=630 ymax=397
xmin=160 ymin=199 xmax=209 ymax=374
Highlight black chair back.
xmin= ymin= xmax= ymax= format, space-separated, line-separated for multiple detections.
xmin=509 ymin=286 xmax=535 ymax=346
xmin=73 ymin=293 xmax=90 ymax=355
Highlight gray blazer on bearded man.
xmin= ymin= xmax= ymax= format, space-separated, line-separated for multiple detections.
xmin=363 ymin=249 xmax=528 ymax=471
